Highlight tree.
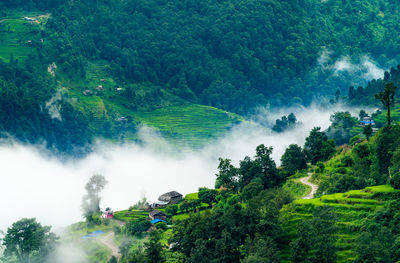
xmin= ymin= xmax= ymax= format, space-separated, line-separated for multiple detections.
xmin=198 ymin=187 xmax=217 ymax=207
xmin=281 ymin=144 xmax=307 ymax=175
xmin=375 ymin=82 xmax=397 ymax=126
xmin=254 ymin=144 xmax=281 ymax=188
xmin=363 ymin=125 xmax=373 ymax=141
xmin=144 ymin=230 xmax=165 ymax=263
xmin=165 ymin=204 xmax=178 ymax=216
xmin=2 ymin=218 xmax=58 ymax=263
xmin=81 ymin=174 xmax=108 ymax=221
xmin=359 ymin=109 xmax=368 ymax=120
xmin=108 ymin=256 xmax=118 ymax=263
xmin=215 ymin=158 xmax=238 ymax=190
xmin=304 ymin=127 xmax=335 ymax=164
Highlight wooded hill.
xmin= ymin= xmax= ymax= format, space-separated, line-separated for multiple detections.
xmin=2 ymin=0 xmax=400 ymax=153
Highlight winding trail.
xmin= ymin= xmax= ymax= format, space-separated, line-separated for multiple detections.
xmin=299 ymin=173 xmax=318 ymax=199
xmin=100 ymin=232 xmax=121 ymax=261
xmin=99 ymin=220 xmax=125 ymax=262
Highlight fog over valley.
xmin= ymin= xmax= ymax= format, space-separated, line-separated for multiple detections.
xmin=0 ymin=104 xmax=359 ymax=231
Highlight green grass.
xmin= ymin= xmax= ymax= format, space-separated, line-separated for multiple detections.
xmin=113 ymin=209 xmax=149 ymax=222
xmin=283 ymin=178 xmax=311 ymax=199
xmin=185 ymin=192 xmax=199 ymax=200
xmin=280 ymin=185 xmax=400 ymax=262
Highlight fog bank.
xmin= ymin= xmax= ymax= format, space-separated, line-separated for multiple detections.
xmin=0 ymin=104 xmax=358 ymax=231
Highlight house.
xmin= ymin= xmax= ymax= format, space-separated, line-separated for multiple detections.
xmin=360 ymin=117 xmax=375 ymax=126
xmin=149 ymin=210 xmax=167 ymax=220
xmin=150 ymin=200 xmax=169 ymax=209
xmin=96 ymin=85 xmax=104 ymax=91
xmin=101 ymin=211 xmax=114 ymax=219
xmin=158 ymin=191 xmax=183 ymax=204
xmin=83 ymin=89 xmax=93 ymax=96
xmin=117 ymin=116 xmax=127 ymax=123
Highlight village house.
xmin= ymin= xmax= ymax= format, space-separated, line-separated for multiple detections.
xmin=158 ymin=191 xmax=183 ymax=204
xmin=83 ymin=89 xmax=93 ymax=96
xmin=149 ymin=210 xmax=167 ymax=220
xmin=360 ymin=117 xmax=375 ymax=127
xmin=101 ymin=211 xmax=114 ymax=219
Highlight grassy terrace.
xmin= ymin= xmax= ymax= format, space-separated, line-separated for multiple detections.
xmin=280 ymin=185 xmax=400 ymax=262
xmin=63 ymin=61 xmax=244 ymax=147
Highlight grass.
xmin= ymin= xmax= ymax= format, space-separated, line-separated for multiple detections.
xmin=280 ymin=185 xmax=400 ymax=262
xmin=113 ymin=209 xmax=149 ymax=222
xmin=283 ymin=178 xmax=311 ymax=199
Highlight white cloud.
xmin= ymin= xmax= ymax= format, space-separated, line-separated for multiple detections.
xmin=0 ymin=104 xmax=360 ymax=232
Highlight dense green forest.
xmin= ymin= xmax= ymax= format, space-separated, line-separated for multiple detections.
xmin=2 ymin=0 xmax=400 ymax=152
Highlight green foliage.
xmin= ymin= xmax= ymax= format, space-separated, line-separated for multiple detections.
xmin=155 ymin=222 xmax=168 ymax=231
xmin=326 ymin=112 xmax=359 ymax=145
xmin=124 ymin=219 xmax=152 ymax=236
xmin=198 ymin=187 xmax=217 ymax=207
xmin=215 ymin=158 xmax=239 ymax=190
xmin=241 ymin=179 xmax=264 ymax=201
xmin=305 ymin=127 xmax=336 ymax=164
xmin=390 ymin=171 xmax=400 ymax=189
xmin=2 ymin=218 xmax=58 ymax=263
xmin=281 ymin=144 xmax=307 ymax=175
xmin=165 ymin=204 xmax=179 ymax=216
xmin=375 ymin=83 xmax=397 ymax=126
xmin=354 ymin=200 xmax=400 ymax=262
xmin=363 ymin=125 xmax=373 ymax=141
xmin=144 ymin=230 xmax=166 ymax=263
xmin=108 ymin=256 xmax=118 ymax=263
xmin=171 ymin=188 xmax=292 ymax=262
xmin=272 ymin=113 xmax=298 ymax=133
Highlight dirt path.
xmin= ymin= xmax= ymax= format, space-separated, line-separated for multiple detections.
xmin=299 ymin=173 xmax=318 ymax=199
xmin=100 ymin=232 xmax=121 ymax=261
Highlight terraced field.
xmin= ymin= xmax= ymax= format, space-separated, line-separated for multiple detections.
xmin=280 ymin=185 xmax=400 ymax=262
xmin=134 ymin=105 xmax=243 ymax=145
xmin=0 ymin=13 xmax=48 ymax=63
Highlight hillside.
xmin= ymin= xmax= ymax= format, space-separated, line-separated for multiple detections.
xmin=280 ymin=185 xmax=400 ymax=262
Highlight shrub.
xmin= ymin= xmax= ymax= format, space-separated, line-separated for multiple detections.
xmin=155 ymin=222 xmax=168 ymax=231
xmin=165 ymin=204 xmax=178 ymax=216
xmin=390 ymin=171 xmax=400 ymax=189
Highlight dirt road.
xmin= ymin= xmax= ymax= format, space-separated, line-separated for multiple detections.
xmin=299 ymin=173 xmax=318 ymax=199
xmin=100 ymin=232 xmax=121 ymax=261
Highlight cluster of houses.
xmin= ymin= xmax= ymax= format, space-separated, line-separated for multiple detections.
xmin=24 ymin=17 xmax=40 ymax=24
xmin=147 ymin=191 xmax=183 ymax=225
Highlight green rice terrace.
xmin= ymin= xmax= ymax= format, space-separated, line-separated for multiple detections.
xmin=61 ymin=61 xmax=244 ymax=147
xmin=280 ymin=185 xmax=400 ymax=263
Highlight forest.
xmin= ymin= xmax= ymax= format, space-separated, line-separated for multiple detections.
xmin=1 ymin=0 xmax=400 ymax=153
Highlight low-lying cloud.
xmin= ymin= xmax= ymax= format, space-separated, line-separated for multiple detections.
xmin=0 ymin=104 xmax=359 ymax=232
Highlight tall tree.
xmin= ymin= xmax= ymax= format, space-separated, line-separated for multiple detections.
xmin=375 ymin=83 xmax=397 ymax=126
xmin=81 ymin=174 xmax=108 ymax=221
xmin=215 ymin=158 xmax=238 ymax=190
xmin=281 ymin=144 xmax=307 ymax=175
xmin=2 ymin=218 xmax=58 ymax=263
xmin=363 ymin=125 xmax=373 ymax=141
xmin=304 ymin=127 xmax=335 ymax=164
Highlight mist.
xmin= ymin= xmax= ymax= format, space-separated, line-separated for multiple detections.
xmin=0 ymin=104 xmax=359 ymax=232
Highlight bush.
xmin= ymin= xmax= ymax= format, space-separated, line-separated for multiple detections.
xmin=155 ymin=222 xmax=168 ymax=231
xmin=124 ymin=219 xmax=152 ymax=236
xmin=390 ymin=171 xmax=400 ymax=189
xmin=165 ymin=204 xmax=178 ymax=216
